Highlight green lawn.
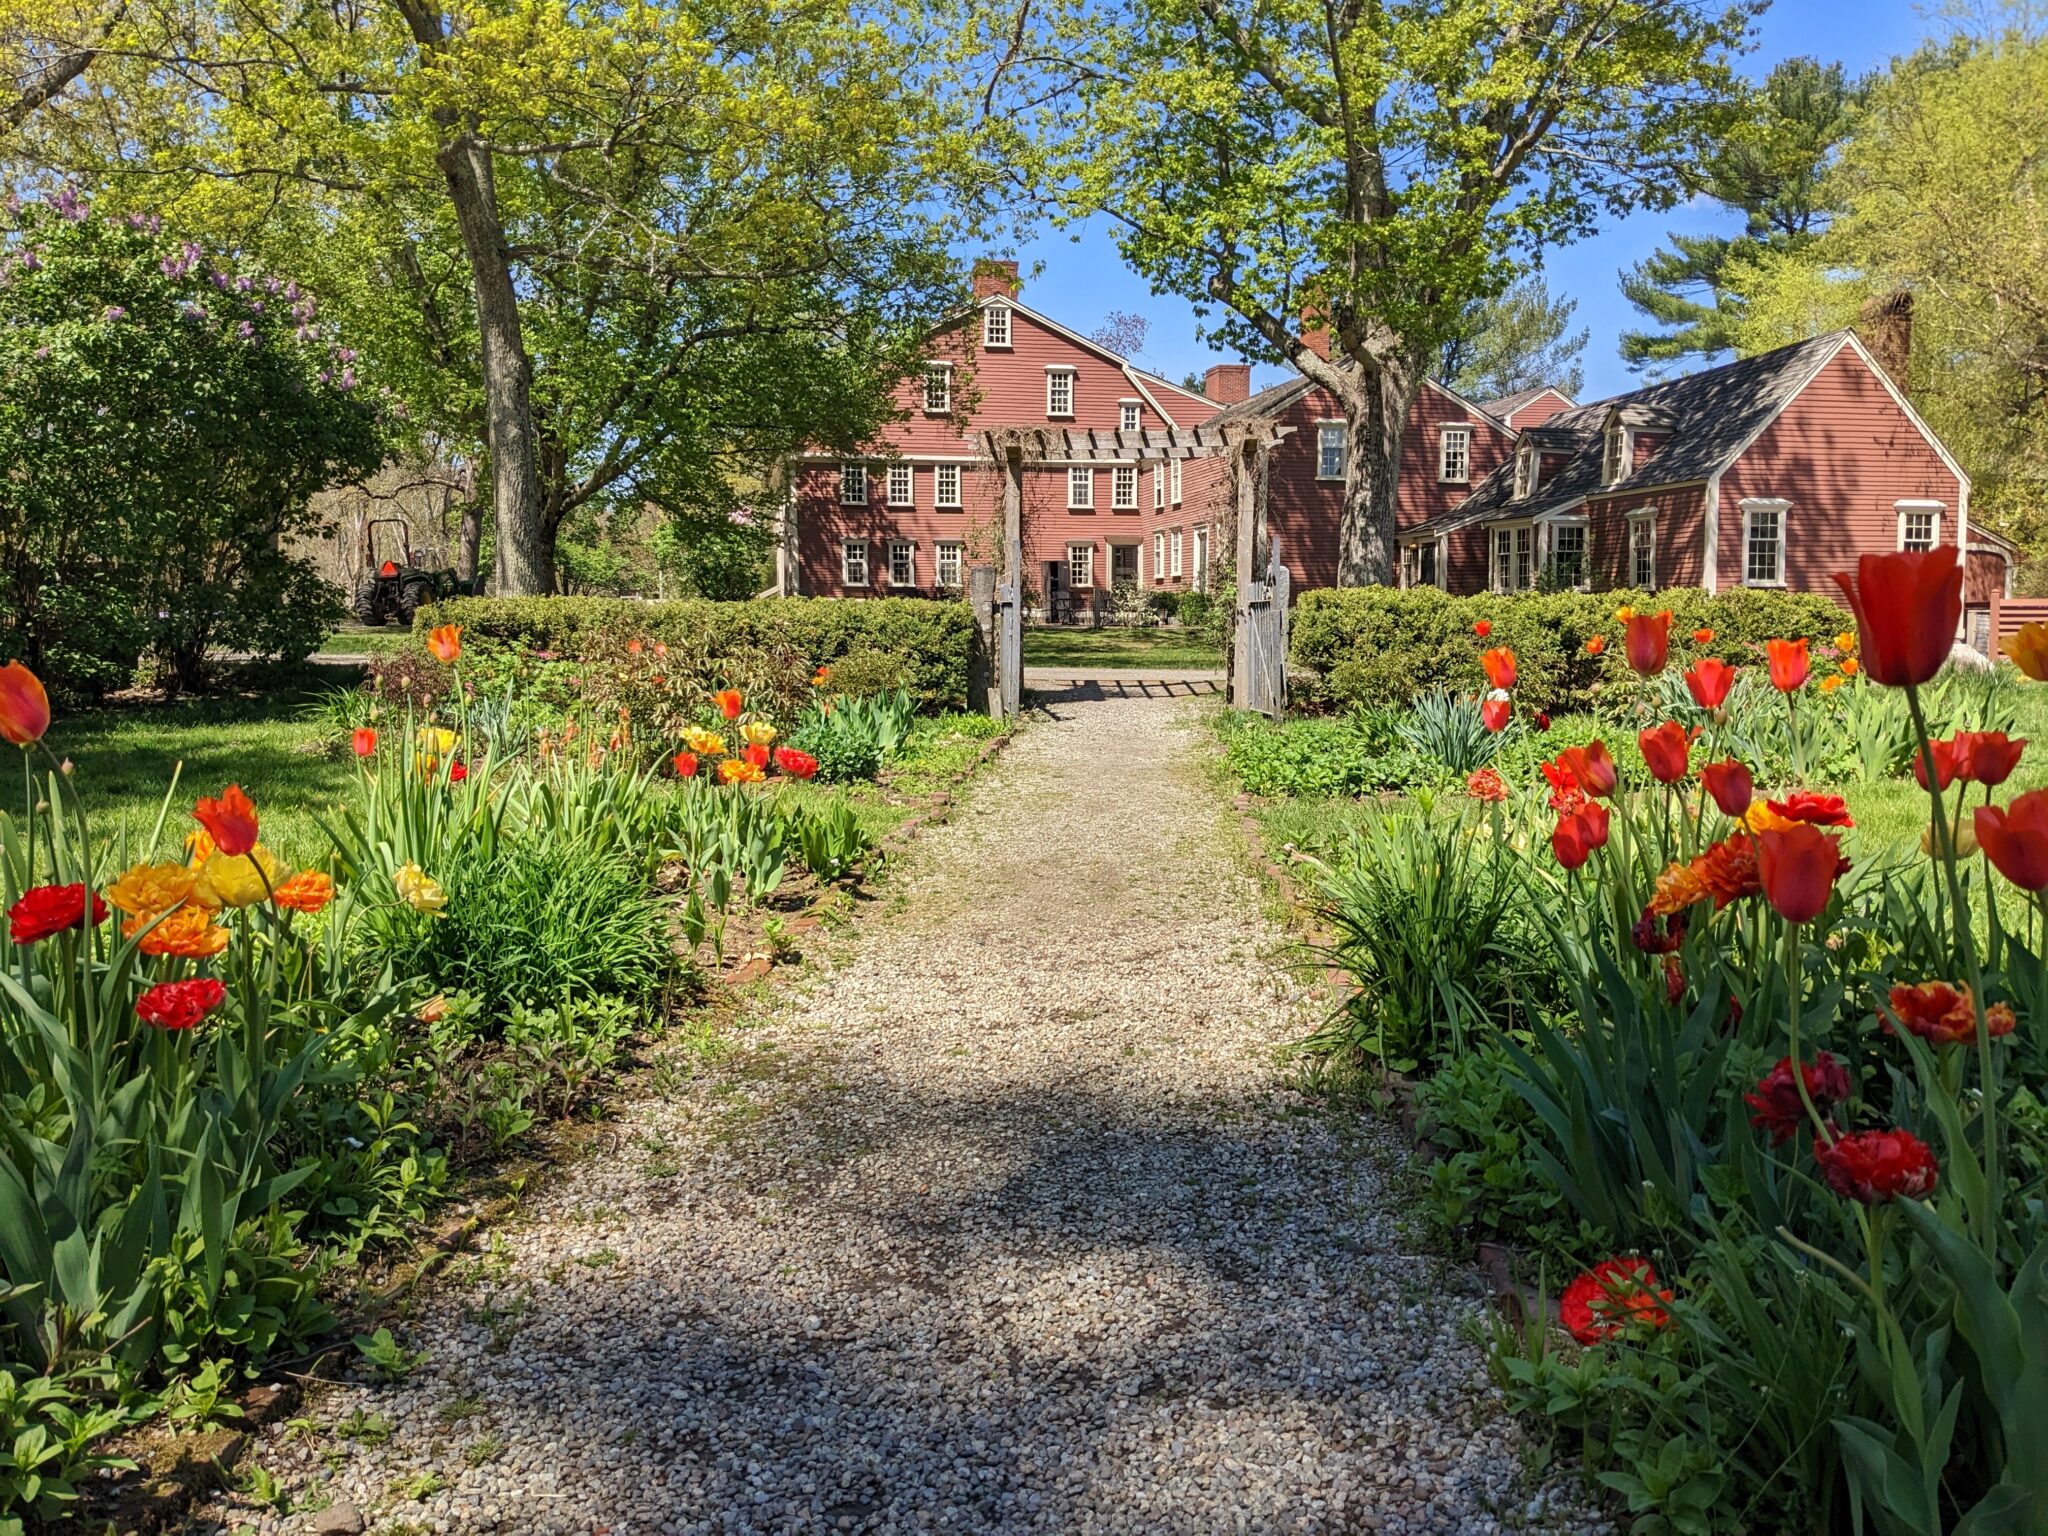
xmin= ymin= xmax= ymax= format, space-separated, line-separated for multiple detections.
xmin=317 ymin=626 xmax=416 ymax=657
xmin=1022 ymin=624 xmax=1222 ymax=671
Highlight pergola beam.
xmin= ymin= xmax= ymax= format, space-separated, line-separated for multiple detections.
xmin=976 ymin=423 xmax=1292 ymax=463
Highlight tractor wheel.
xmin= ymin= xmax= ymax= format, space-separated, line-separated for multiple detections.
xmin=396 ymin=576 xmax=433 ymax=626
xmin=352 ymin=578 xmax=387 ymax=626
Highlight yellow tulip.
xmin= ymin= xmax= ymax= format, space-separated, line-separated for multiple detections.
xmin=718 ymin=757 xmax=764 ymax=785
xmin=683 ymin=727 xmax=727 ymax=756
xmin=106 ymin=860 xmax=197 ymax=919
xmin=394 ymin=862 xmax=448 ymax=915
xmin=192 ymin=845 xmax=281 ymax=909
xmin=740 ymin=720 xmax=778 ymax=747
xmin=2005 ymin=622 xmax=2048 ymax=682
xmin=1614 ymin=605 xmax=1635 ymax=623
xmin=1834 ymin=630 xmax=1857 ymax=653
xmin=1743 ymin=803 xmax=1795 ymax=834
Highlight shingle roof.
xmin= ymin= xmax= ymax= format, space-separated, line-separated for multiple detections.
xmin=1479 ymin=385 xmax=1573 ymax=419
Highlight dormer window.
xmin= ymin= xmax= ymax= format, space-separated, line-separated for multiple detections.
xmin=1513 ymin=443 xmax=1537 ymax=500
xmin=1602 ymin=422 xmax=1630 ymax=486
xmin=983 ymin=304 xmax=1012 ymax=349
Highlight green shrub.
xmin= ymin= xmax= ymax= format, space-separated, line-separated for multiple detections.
xmin=1290 ymin=586 xmax=1851 ymax=716
xmin=789 ymin=712 xmax=884 ymax=783
xmin=417 ymin=594 xmax=973 ymax=711
xmin=1217 ymin=711 xmax=1434 ymax=796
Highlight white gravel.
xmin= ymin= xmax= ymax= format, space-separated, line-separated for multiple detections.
xmin=231 ymin=694 xmax=1583 ymax=1535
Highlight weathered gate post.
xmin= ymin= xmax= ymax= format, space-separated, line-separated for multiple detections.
xmin=998 ymin=443 xmax=1025 ymax=717
xmin=968 ymin=564 xmax=996 ymax=716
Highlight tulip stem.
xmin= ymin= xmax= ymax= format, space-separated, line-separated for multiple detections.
xmin=1783 ymin=917 xmax=1833 ymax=1145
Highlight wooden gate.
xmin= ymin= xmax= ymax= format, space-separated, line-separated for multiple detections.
xmin=1234 ymin=543 xmax=1290 ymax=718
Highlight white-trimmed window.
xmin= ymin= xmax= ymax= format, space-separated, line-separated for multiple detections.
xmin=935 ymin=540 xmax=963 ymax=588
xmin=1743 ymin=498 xmax=1788 ymax=586
xmin=1046 ymin=368 xmax=1075 ymax=418
xmin=1067 ymin=541 xmax=1094 ymax=589
xmin=1170 ymin=527 xmax=1184 ymax=579
xmin=1192 ymin=526 xmax=1209 ymax=591
xmin=934 ymin=463 xmax=962 ymax=509
xmin=1628 ymin=511 xmax=1657 ymax=589
xmin=838 ymin=464 xmax=867 ymax=505
xmin=1602 ymin=422 xmax=1629 ymax=486
xmin=841 ymin=540 xmax=869 ymax=586
xmin=1491 ymin=524 xmax=1535 ymax=593
xmin=887 ymin=539 xmax=915 ymax=587
xmin=1152 ymin=530 xmax=1165 ymax=581
xmin=1401 ymin=537 xmax=1444 ymax=591
xmin=1067 ymin=466 xmax=1093 ymax=509
xmin=983 ymin=305 xmax=1011 ymax=348
xmin=1154 ymin=465 xmax=1165 ymax=508
xmin=886 ymin=464 xmax=913 ymax=507
xmin=1513 ymin=443 xmax=1537 ymax=500
xmin=1317 ymin=423 xmax=1346 ymax=480
xmin=1111 ymin=465 xmax=1138 ymax=509
xmin=1119 ymin=401 xmax=1141 ymax=433
xmin=1549 ymin=522 xmax=1588 ymax=589
xmin=1439 ymin=426 xmax=1471 ymax=484
xmin=923 ymin=364 xmax=951 ymax=414
xmin=1897 ymin=500 xmax=1943 ymax=552
xmin=1170 ymin=459 xmax=1183 ymax=504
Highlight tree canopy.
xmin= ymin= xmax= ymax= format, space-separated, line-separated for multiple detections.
xmin=1439 ymin=276 xmax=1588 ymax=402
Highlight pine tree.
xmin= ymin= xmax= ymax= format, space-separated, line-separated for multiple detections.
xmin=1439 ymin=277 xmax=1588 ymax=401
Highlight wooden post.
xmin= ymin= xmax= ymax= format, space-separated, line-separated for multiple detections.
xmin=968 ymin=564 xmax=996 ymax=715
xmin=1231 ymin=441 xmax=1258 ymax=710
xmin=999 ymin=445 xmax=1025 ymax=717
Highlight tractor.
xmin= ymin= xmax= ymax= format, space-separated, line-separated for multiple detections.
xmin=350 ymin=518 xmax=475 ymax=626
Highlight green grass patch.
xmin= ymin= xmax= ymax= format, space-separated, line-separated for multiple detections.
xmin=1022 ymin=625 xmax=1221 ymax=671
xmin=317 ymin=626 xmax=416 ymax=657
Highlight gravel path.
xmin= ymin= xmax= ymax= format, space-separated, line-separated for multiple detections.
xmin=239 ymin=695 xmax=1573 ymax=1536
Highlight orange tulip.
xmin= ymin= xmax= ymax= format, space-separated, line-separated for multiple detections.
xmin=713 ymin=688 xmax=744 ymax=721
xmin=1556 ymin=742 xmax=1619 ymax=799
xmin=1585 ymin=635 xmax=1606 ymax=657
xmin=1832 ymin=548 xmax=1961 ymax=688
xmin=426 ymin=624 xmax=463 ymax=664
xmin=0 ymin=661 xmax=49 ymax=747
xmin=1766 ymin=638 xmax=1810 ymax=693
xmin=352 ymin=727 xmax=378 ymax=757
xmin=1480 ymin=647 xmax=1517 ymax=691
xmin=1692 ymin=628 xmax=1715 ymax=645
xmin=126 ymin=903 xmax=230 ymax=958
xmin=192 ymin=784 xmax=259 ymax=857
xmin=1839 ymin=656 xmax=1859 ymax=678
xmin=1684 ymin=658 xmax=1736 ymax=710
xmin=271 ymin=870 xmax=335 ymax=914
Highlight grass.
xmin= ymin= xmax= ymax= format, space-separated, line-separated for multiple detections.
xmin=1022 ymin=624 xmax=1221 ymax=671
xmin=317 ymin=626 xmax=416 ymax=657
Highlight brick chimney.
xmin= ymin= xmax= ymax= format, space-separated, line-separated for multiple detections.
xmin=1203 ymin=363 xmax=1251 ymax=404
xmin=1299 ymin=305 xmax=1331 ymax=362
xmin=972 ymin=258 xmax=1020 ymax=300
xmin=1859 ymin=289 xmax=1913 ymax=391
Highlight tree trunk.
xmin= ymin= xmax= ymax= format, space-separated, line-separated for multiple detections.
xmin=434 ymin=133 xmax=549 ymax=594
xmin=456 ymin=493 xmax=483 ymax=587
xmin=1332 ymin=358 xmax=1417 ymax=587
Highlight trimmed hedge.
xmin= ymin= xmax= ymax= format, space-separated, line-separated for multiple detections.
xmin=1291 ymin=586 xmax=1852 ymax=716
xmin=414 ymin=595 xmax=974 ymax=711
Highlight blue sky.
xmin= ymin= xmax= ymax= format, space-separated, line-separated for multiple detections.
xmin=1002 ymin=0 xmax=1939 ymax=405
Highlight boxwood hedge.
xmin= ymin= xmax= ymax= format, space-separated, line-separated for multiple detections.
xmin=1290 ymin=586 xmax=1853 ymax=716
xmin=415 ymin=595 xmax=974 ymax=711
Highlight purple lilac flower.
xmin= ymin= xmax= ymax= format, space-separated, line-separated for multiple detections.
xmin=237 ymin=319 xmax=255 ymax=339
xmin=52 ymin=186 xmax=84 ymax=221
xmin=234 ymin=274 xmax=253 ymax=292
xmin=102 ymin=305 xmax=125 ymax=321
xmin=337 ymin=367 xmax=357 ymax=390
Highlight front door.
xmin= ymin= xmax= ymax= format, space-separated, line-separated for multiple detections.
xmin=1110 ymin=542 xmax=1139 ymax=587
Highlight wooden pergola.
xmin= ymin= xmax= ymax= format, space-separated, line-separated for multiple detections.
xmin=975 ymin=421 xmax=1294 ymax=717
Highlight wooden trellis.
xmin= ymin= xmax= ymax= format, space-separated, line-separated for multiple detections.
xmin=975 ymin=422 xmax=1294 ymax=719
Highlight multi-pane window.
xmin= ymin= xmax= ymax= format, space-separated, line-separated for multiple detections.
xmin=1154 ymin=465 xmax=1165 ymax=508
xmin=1317 ymin=424 xmax=1346 ymax=479
xmin=1602 ymin=424 xmax=1628 ymax=486
xmin=1047 ymin=369 xmax=1075 ymax=417
xmin=983 ymin=305 xmax=1011 ymax=348
xmin=1067 ymin=466 xmax=1094 ymax=509
xmin=1067 ymin=542 xmax=1094 ymax=589
xmin=886 ymin=465 xmax=913 ymax=507
xmin=1439 ymin=427 xmax=1471 ymax=483
xmin=1192 ymin=526 xmax=1208 ymax=591
xmin=1745 ymin=502 xmax=1786 ymax=585
xmin=1170 ymin=460 xmax=1183 ymax=503
xmin=1550 ymin=524 xmax=1587 ymax=588
xmin=1402 ymin=540 xmax=1442 ymax=590
xmin=1120 ymin=402 xmax=1141 ymax=433
xmin=923 ymin=365 xmax=951 ymax=413
xmin=1492 ymin=525 xmax=1535 ymax=593
xmin=888 ymin=540 xmax=915 ymax=587
xmin=934 ymin=463 xmax=962 ymax=508
xmin=1170 ymin=528 xmax=1184 ymax=579
xmin=1152 ymin=530 xmax=1165 ymax=580
xmin=1112 ymin=465 xmax=1138 ymax=509
xmin=1899 ymin=504 xmax=1940 ymax=551
xmin=1629 ymin=515 xmax=1657 ymax=589
xmin=838 ymin=464 xmax=867 ymax=505
xmin=841 ymin=540 xmax=869 ymax=586
xmin=936 ymin=541 xmax=963 ymax=588
xmin=1513 ymin=444 xmax=1537 ymax=500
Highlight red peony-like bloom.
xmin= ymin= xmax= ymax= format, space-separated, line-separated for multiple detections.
xmin=8 ymin=883 xmax=108 ymax=945
xmin=1766 ymin=637 xmax=1811 ymax=693
xmin=1542 ymin=759 xmax=1584 ymax=815
xmin=1745 ymin=1052 xmax=1852 ymax=1145
xmin=1832 ymin=548 xmax=1963 ymax=690
xmin=135 ymin=976 xmax=226 ymax=1031
xmin=1480 ymin=647 xmax=1517 ymax=692
xmin=1552 ymin=801 xmax=1611 ymax=871
xmin=1481 ymin=696 xmax=1512 ymax=733
xmin=1976 ymin=789 xmax=2048 ymax=891
xmin=1954 ymin=730 xmax=2027 ymax=788
xmin=1886 ymin=981 xmax=2016 ymax=1047
xmin=1701 ymin=760 xmax=1753 ymax=818
xmin=773 ymin=746 xmax=819 ymax=780
xmin=1466 ymin=767 xmax=1509 ymax=802
xmin=1638 ymin=721 xmax=1693 ymax=785
xmin=1767 ymin=791 xmax=1853 ymax=828
xmin=1555 ymin=742 xmax=1618 ymax=799
xmin=1814 ymin=1127 xmax=1939 ymax=1204
xmin=1624 ymin=610 xmax=1673 ymax=677
xmin=1631 ymin=905 xmax=1688 ymax=955
xmin=1758 ymin=823 xmax=1847 ymax=923
xmin=1684 ymin=658 xmax=1736 ymax=710
xmin=1694 ymin=836 xmax=1762 ymax=909
xmin=1560 ymin=1257 xmax=1674 ymax=1345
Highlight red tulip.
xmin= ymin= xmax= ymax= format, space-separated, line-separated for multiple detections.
xmin=744 ymin=741 xmax=771 ymax=770
xmin=192 ymin=784 xmax=259 ymax=857
xmin=673 ymin=751 xmax=699 ymax=779
xmin=1913 ymin=738 xmax=1959 ymax=792
xmin=1480 ymin=647 xmax=1517 ymax=692
xmin=1684 ymin=658 xmax=1736 ymax=710
xmin=1534 ymin=711 xmax=1551 ymax=732
xmin=1832 ymin=548 xmax=1963 ymax=689
xmin=773 ymin=746 xmax=819 ymax=779
xmin=1624 ymin=610 xmax=1673 ymax=676
xmin=1481 ymin=697 xmax=1511 ymax=733
xmin=1766 ymin=791 xmax=1853 ymax=827
xmin=1552 ymin=802 xmax=1610 ymax=870
xmin=1757 ymin=822 xmax=1845 ymax=923
xmin=1638 ymin=721 xmax=1692 ymax=785
xmin=1692 ymin=628 xmax=1715 ymax=645
xmin=1954 ymin=731 xmax=2026 ymax=787
xmin=1556 ymin=742 xmax=1618 ymax=798
xmin=0 ymin=660 xmax=51 ymax=747
xmin=448 ymin=760 xmax=469 ymax=783
xmin=1765 ymin=638 xmax=1810 ymax=693
xmin=351 ymin=727 xmax=378 ymax=758
xmin=1976 ymin=789 xmax=2048 ymax=891
xmin=1814 ymin=1127 xmax=1938 ymax=1204
xmin=1701 ymin=760 xmax=1753 ymax=817
xmin=1560 ymin=1257 xmax=1673 ymax=1345
xmin=1472 ymin=619 xmax=1492 ymax=638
